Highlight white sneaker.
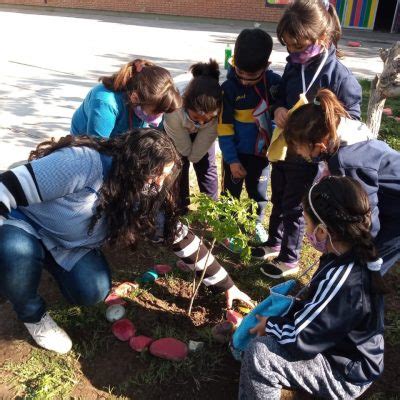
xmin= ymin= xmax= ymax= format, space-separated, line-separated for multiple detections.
xmin=24 ymin=312 xmax=72 ymax=354
xmin=260 ymin=259 xmax=299 ymax=279
xmin=251 ymin=245 xmax=281 ymax=260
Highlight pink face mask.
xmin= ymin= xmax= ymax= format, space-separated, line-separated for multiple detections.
xmin=133 ymin=106 xmax=163 ymax=127
xmin=305 ymin=225 xmax=328 ymax=253
xmin=289 ymin=44 xmax=323 ymax=65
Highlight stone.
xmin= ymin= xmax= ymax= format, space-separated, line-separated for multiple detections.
xmin=383 ymin=107 xmax=393 ymax=116
xmin=238 ymin=306 xmax=252 ymax=315
xmin=105 ymin=304 xmax=126 ymax=322
xmin=129 ymin=335 xmax=154 ymax=352
xmin=211 ymin=321 xmax=234 ymax=344
xmin=175 ymin=260 xmax=191 ymax=272
xmin=111 ymin=319 xmax=136 ymax=341
xmin=226 ymin=309 xmax=243 ymax=327
xmin=347 ymin=41 xmax=361 ymax=47
xmin=154 ymin=264 xmax=172 ymax=275
xmin=188 ymin=340 xmax=204 ymax=352
xmin=139 ymin=270 xmax=159 ymax=284
xmin=114 ymin=282 xmax=139 ymax=297
xmin=149 ymin=338 xmax=188 ymax=361
xmin=104 ymin=293 xmax=127 ymax=306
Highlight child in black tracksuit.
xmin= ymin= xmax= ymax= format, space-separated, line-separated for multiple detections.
xmin=240 ymin=176 xmax=385 ymax=400
xmin=255 ymin=0 xmax=362 ymax=279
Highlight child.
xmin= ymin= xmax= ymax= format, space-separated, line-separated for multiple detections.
xmin=218 ymin=28 xmax=281 ymax=245
xmin=283 ymin=88 xmax=400 ymax=275
xmin=240 ymin=176 xmax=385 ymax=399
xmin=256 ymin=0 xmax=362 ymax=279
xmin=164 ymin=60 xmax=221 ymax=213
xmin=0 ymin=129 xmax=253 ymax=354
xmin=71 ymin=59 xmax=181 ymax=137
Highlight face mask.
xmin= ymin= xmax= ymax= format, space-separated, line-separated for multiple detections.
xmin=134 ymin=106 xmax=163 ymax=127
xmin=184 ymin=111 xmax=215 ymax=129
xmin=305 ymin=225 xmax=328 ymax=253
xmin=289 ymin=44 xmax=323 ymax=65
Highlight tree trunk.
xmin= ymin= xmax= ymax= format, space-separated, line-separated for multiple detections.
xmin=366 ymin=41 xmax=400 ymax=138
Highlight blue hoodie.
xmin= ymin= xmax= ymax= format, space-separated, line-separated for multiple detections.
xmin=217 ymin=68 xmax=282 ymax=164
xmin=274 ymin=45 xmax=362 ymax=119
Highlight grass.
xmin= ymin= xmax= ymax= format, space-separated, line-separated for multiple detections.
xmin=1 ymin=79 xmax=399 ymax=399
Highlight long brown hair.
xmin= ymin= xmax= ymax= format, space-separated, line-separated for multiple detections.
xmin=284 ymin=88 xmax=349 ymax=152
xmin=303 ymin=176 xmax=387 ymax=294
xmin=277 ymin=0 xmax=342 ymax=56
xmin=100 ymin=59 xmax=182 ymax=114
xmin=29 ymin=130 xmax=182 ymax=247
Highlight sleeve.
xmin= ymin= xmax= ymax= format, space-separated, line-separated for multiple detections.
xmin=270 ymin=66 xmax=289 ymax=117
xmin=163 ymin=112 xmax=193 ymax=158
xmin=217 ymin=84 xmax=239 ymax=164
xmin=172 ymin=223 xmax=234 ymax=291
xmin=189 ymin=124 xmax=217 ymax=164
xmin=336 ymin=74 xmax=362 ymax=120
xmin=0 ymin=148 xmax=98 ymax=217
xmin=265 ymin=262 xmax=362 ymax=358
xmin=86 ymin=99 xmax=118 ymax=138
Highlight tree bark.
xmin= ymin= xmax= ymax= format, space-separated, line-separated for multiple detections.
xmin=366 ymin=42 xmax=400 ymax=138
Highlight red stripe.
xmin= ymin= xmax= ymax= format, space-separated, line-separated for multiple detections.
xmin=354 ymin=0 xmax=363 ymax=27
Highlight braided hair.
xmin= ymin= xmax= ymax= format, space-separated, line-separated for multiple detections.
xmin=303 ymin=176 xmax=387 ymax=294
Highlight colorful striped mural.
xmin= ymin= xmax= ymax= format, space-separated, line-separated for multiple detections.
xmin=343 ymin=0 xmax=379 ymax=29
xmin=334 ymin=0 xmax=347 ymax=22
xmin=265 ymin=0 xmax=290 ymax=6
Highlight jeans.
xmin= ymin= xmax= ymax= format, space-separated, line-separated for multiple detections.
xmin=0 ymin=225 xmax=111 ymax=323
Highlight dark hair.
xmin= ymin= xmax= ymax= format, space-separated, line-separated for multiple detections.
xmin=100 ymin=59 xmax=182 ymax=114
xmin=277 ymin=0 xmax=342 ymax=57
xmin=303 ymin=176 xmax=387 ymax=294
xmin=284 ymin=88 xmax=349 ymax=152
xmin=234 ymin=29 xmax=273 ymax=73
xmin=29 ymin=130 xmax=182 ymax=248
xmin=183 ymin=59 xmax=222 ymax=113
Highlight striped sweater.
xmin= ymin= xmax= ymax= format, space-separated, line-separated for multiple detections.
xmin=0 ymin=146 xmax=233 ymax=291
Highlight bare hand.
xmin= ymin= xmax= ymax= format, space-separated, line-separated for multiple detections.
xmin=274 ymin=107 xmax=289 ymax=129
xmin=249 ymin=314 xmax=268 ymax=336
xmin=230 ymin=163 xmax=247 ymax=179
xmin=225 ymin=285 xmax=255 ymax=310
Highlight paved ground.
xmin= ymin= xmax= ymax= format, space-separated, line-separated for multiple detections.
xmin=0 ymin=5 xmax=399 ymax=171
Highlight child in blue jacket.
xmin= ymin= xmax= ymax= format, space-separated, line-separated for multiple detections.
xmin=256 ymin=0 xmax=362 ymax=279
xmin=218 ymin=28 xmax=281 ymax=246
xmin=240 ymin=176 xmax=385 ymax=399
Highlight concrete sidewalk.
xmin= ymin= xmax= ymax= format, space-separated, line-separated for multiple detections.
xmin=0 ymin=5 xmax=398 ymax=171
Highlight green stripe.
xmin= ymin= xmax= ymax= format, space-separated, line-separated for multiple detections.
xmin=363 ymin=0 xmax=373 ymax=28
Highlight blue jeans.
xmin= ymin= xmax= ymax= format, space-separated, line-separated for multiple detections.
xmin=0 ymin=225 xmax=111 ymax=323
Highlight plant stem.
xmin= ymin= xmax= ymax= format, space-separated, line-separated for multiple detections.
xmin=191 ymin=235 xmax=203 ymax=297
xmin=188 ymin=238 xmax=216 ymax=316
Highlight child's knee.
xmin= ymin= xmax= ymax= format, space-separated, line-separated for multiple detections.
xmin=73 ymin=277 xmax=111 ymax=306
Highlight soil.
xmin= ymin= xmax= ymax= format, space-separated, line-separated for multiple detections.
xmin=0 ymin=243 xmax=399 ymax=399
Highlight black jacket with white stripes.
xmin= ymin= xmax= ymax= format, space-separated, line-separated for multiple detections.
xmin=266 ymin=252 xmax=384 ymax=385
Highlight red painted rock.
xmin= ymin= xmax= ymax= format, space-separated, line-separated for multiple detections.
xmin=175 ymin=260 xmax=191 ymax=272
xmin=129 ymin=335 xmax=154 ymax=352
xmin=112 ymin=319 xmax=136 ymax=341
xmin=347 ymin=41 xmax=361 ymax=47
xmin=149 ymin=338 xmax=188 ymax=361
xmin=383 ymin=108 xmax=393 ymax=117
xmin=154 ymin=264 xmax=172 ymax=275
xmin=114 ymin=282 xmax=139 ymax=297
xmin=104 ymin=293 xmax=127 ymax=306
xmin=226 ymin=309 xmax=243 ymax=327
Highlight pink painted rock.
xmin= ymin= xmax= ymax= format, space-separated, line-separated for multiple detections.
xmin=211 ymin=321 xmax=234 ymax=344
xmin=149 ymin=338 xmax=188 ymax=361
xmin=104 ymin=293 xmax=127 ymax=306
xmin=112 ymin=319 xmax=136 ymax=341
xmin=114 ymin=282 xmax=139 ymax=297
xmin=129 ymin=335 xmax=154 ymax=352
xmin=383 ymin=108 xmax=393 ymax=117
xmin=347 ymin=41 xmax=361 ymax=47
xmin=154 ymin=264 xmax=172 ymax=275
xmin=226 ymin=309 xmax=243 ymax=327
xmin=175 ymin=260 xmax=191 ymax=272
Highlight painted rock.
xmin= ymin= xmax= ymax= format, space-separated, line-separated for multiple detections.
xmin=104 ymin=293 xmax=127 ymax=306
xmin=114 ymin=282 xmax=139 ymax=297
xmin=383 ymin=108 xmax=393 ymax=116
xmin=129 ymin=335 xmax=154 ymax=352
xmin=226 ymin=309 xmax=243 ymax=327
xmin=105 ymin=304 xmax=126 ymax=322
xmin=149 ymin=338 xmax=188 ymax=361
xmin=188 ymin=340 xmax=204 ymax=352
xmin=347 ymin=41 xmax=361 ymax=47
xmin=238 ymin=306 xmax=252 ymax=315
xmin=140 ymin=270 xmax=159 ymax=284
xmin=111 ymin=319 xmax=136 ymax=341
xmin=154 ymin=264 xmax=172 ymax=275
xmin=175 ymin=260 xmax=191 ymax=272
xmin=211 ymin=321 xmax=234 ymax=344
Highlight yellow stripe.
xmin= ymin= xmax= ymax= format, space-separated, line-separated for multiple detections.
xmin=368 ymin=0 xmax=378 ymax=29
xmin=344 ymin=0 xmax=353 ymax=26
xmin=217 ymin=123 xmax=234 ymax=136
xmin=234 ymin=109 xmax=254 ymax=123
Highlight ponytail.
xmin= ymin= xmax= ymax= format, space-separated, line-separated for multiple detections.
xmin=284 ymin=88 xmax=348 ymax=151
xmin=327 ymin=3 xmax=343 ymax=57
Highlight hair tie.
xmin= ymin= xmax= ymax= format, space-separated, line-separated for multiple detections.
xmin=367 ymin=258 xmax=383 ymax=272
xmin=134 ymin=60 xmax=145 ymax=73
xmin=321 ymin=0 xmax=330 ymax=10
xmin=314 ymin=97 xmax=321 ymax=106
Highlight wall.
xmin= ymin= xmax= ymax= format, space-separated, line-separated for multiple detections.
xmin=0 ymin=0 xmax=285 ymax=22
